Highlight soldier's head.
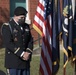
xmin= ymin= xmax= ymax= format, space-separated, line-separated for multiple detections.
xmin=14 ymin=6 xmax=28 ymax=25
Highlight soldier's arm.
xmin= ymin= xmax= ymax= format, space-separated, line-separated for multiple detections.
xmin=26 ymin=37 xmax=33 ymax=53
xmin=26 ymin=29 xmax=33 ymax=54
xmin=2 ymin=24 xmax=24 ymax=57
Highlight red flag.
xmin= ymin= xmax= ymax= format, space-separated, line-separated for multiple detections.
xmin=33 ymin=0 xmax=52 ymax=75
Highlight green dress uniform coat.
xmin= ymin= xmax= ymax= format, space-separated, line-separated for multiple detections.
xmin=2 ymin=19 xmax=33 ymax=69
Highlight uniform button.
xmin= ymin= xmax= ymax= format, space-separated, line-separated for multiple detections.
xmin=8 ymin=52 xmax=10 ymax=54
xmin=14 ymin=38 xmax=18 ymax=41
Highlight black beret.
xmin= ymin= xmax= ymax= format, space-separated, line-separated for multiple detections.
xmin=14 ymin=7 xmax=28 ymax=16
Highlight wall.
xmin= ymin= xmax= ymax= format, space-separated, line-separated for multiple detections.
xmin=0 ymin=0 xmax=10 ymax=47
xmin=29 ymin=0 xmax=42 ymax=45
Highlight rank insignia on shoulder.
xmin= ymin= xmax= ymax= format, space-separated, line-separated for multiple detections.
xmin=3 ymin=23 xmax=9 ymax=26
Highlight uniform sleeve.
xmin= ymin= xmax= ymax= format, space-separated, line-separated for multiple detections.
xmin=2 ymin=25 xmax=24 ymax=57
xmin=25 ymin=25 xmax=33 ymax=54
xmin=26 ymin=36 xmax=33 ymax=54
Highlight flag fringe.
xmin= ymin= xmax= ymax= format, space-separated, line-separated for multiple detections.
xmin=33 ymin=24 xmax=42 ymax=36
xmin=63 ymin=60 xmax=68 ymax=68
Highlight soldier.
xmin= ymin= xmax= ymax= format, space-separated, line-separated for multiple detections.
xmin=1 ymin=7 xmax=33 ymax=75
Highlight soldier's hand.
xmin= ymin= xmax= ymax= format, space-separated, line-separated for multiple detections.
xmin=22 ymin=52 xmax=30 ymax=60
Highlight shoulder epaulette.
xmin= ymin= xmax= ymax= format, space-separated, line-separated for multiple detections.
xmin=1 ymin=23 xmax=9 ymax=35
xmin=3 ymin=23 xmax=9 ymax=26
xmin=1 ymin=22 xmax=12 ymax=34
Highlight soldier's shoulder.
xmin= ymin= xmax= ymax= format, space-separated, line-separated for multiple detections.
xmin=1 ymin=23 xmax=10 ymax=31
xmin=1 ymin=23 xmax=9 ymax=34
xmin=2 ymin=23 xmax=10 ymax=29
xmin=25 ymin=23 xmax=29 ymax=25
xmin=3 ymin=23 xmax=9 ymax=26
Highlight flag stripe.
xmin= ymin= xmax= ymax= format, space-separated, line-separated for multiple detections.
xmin=40 ymin=55 xmax=48 ymax=75
xmin=46 ymin=17 xmax=52 ymax=38
xmin=33 ymin=24 xmax=42 ymax=36
xmin=42 ymin=39 xmax=52 ymax=69
xmin=38 ymin=1 xmax=44 ymax=11
xmin=33 ymin=20 xmax=43 ymax=32
xmin=39 ymin=64 xmax=44 ymax=75
xmin=43 ymin=36 xmax=52 ymax=58
xmin=36 ymin=11 xmax=44 ymax=22
xmin=34 ymin=15 xmax=43 ymax=29
xmin=40 ymin=48 xmax=52 ymax=74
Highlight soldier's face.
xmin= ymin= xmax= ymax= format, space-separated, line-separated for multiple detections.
xmin=17 ymin=15 xmax=26 ymax=25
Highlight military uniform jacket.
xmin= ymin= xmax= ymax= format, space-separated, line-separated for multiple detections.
xmin=2 ymin=19 xmax=33 ymax=69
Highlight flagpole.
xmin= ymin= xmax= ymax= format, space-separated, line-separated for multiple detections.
xmin=63 ymin=67 xmax=66 ymax=75
xmin=63 ymin=54 xmax=66 ymax=75
xmin=74 ymin=60 xmax=76 ymax=75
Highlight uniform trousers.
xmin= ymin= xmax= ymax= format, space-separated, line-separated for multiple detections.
xmin=7 ymin=68 xmax=30 ymax=75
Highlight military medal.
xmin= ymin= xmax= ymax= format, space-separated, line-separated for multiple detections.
xmin=14 ymin=37 xmax=18 ymax=42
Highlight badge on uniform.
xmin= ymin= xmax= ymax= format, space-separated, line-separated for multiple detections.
xmin=14 ymin=37 xmax=18 ymax=42
xmin=25 ymin=29 xmax=29 ymax=32
xmin=13 ymin=28 xmax=18 ymax=33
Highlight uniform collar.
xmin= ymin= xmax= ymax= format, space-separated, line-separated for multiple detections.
xmin=13 ymin=18 xmax=19 ymax=25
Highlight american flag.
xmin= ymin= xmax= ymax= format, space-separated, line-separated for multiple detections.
xmin=33 ymin=0 xmax=52 ymax=75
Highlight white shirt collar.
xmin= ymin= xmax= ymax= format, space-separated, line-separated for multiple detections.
xmin=13 ymin=18 xmax=19 ymax=25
